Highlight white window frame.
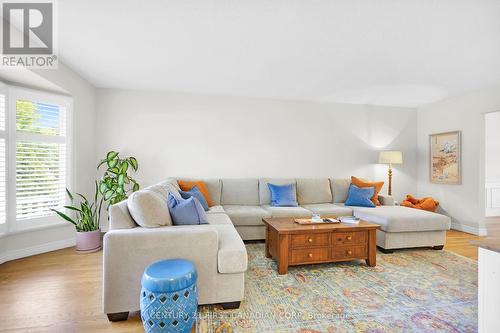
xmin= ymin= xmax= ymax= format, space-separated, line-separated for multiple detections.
xmin=0 ymin=82 xmax=7 ymax=235
xmin=6 ymin=86 xmax=73 ymax=233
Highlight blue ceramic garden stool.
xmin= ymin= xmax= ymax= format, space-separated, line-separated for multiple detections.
xmin=140 ymin=259 xmax=198 ymax=333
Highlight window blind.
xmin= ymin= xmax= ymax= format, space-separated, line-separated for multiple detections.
xmin=15 ymin=100 xmax=67 ymax=220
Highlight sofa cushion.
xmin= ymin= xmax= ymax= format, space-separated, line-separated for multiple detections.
xmin=200 ymin=178 xmax=222 ymax=206
xmin=145 ymin=178 xmax=180 ymax=198
xmin=206 ymin=213 xmax=233 ymax=225
xmin=212 ymin=225 xmax=248 ymax=274
xmin=352 ymin=206 xmax=451 ymax=233
xmin=207 ymin=205 xmax=225 ymax=214
xmin=224 ymin=205 xmax=271 ymax=226
xmin=262 ymin=205 xmax=313 ymax=218
xmin=177 ymin=178 xmax=222 ymax=206
xmin=128 ymin=189 xmax=172 ymax=228
xmin=259 ymin=178 xmax=296 ymax=205
xmin=301 ymin=203 xmax=353 ymax=217
xmin=110 ymin=199 xmax=138 ymax=230
xmin=330 ymin=178 xmax=351 ymax=203
xmin=296 ymin=178 xmax=332 ymax=204
xmin=221 ymin=179 xmax=259 ymax=205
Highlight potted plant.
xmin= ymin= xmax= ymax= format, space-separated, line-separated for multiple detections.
xmin=51 ymin=183 xmax=104 ymax=253
xmin=98 ymin=151 xmax=140 ymax=208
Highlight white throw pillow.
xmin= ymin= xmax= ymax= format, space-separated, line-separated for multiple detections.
xmin=127 ymin=189 xmax=172 ymax=228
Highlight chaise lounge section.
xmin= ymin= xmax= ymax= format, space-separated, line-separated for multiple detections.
xmin=352 ymin=205 xmax=451 ymax=252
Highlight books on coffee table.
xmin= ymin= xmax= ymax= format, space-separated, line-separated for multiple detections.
xmin=338 ymin=216 xmax=361 ymax=224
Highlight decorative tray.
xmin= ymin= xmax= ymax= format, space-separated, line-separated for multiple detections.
xmin=294 ymin=218 xmax=340 ymax=225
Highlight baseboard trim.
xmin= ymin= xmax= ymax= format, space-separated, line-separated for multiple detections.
xmin=0 ymin=238 xmax=75 ymax=264
xmin=451 ymin=222 xmax=487 ymax=236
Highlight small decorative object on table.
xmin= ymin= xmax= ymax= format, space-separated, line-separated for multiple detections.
xmin=140 ymin=259 xmax=198 ymax=333
xmin=338 ymin=216 xmax=361 ymax=224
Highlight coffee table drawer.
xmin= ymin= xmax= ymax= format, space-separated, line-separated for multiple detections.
xmin=332 ymin=231 xmax=367 ymax=245
xmin=332 ymin=245 xmax=367 ymax=260
xmin=291 ymin=233 xmax=329 ymax=248
xmin=290 ymin=248 xmax=329 ymax=264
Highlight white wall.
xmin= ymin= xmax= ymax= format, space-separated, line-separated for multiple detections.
xmin=0 ymin=63 xmax=97 ymax=264
xmin=417 ymin=86 xmax=500 ymax=235
xmin=486 ymin=111 xmax=500 ymax=180
xmin=96 ymin=89 xmax=417 ymax=204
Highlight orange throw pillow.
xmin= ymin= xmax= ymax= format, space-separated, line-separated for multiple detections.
xmin=351 ymin=176 xmax=384 ymax=206
xmin=405 ymin=194 xmax=419 ymax=205
xmin=177 ymin=180 xmax=214 ymax=207
xmin=418 ymin=198 xmax=439 ymax=212
xmin=401 ymin=195 xmax=439 ymax=212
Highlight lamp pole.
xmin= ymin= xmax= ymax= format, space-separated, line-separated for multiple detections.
xmin=388 ymin=162 xmax=393 ymax=196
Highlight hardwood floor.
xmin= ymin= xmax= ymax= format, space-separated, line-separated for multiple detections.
xmin=0 ymin=230 xmax=481 ymax=332
xmin=444 ymin=229 xmax=482 ymax=259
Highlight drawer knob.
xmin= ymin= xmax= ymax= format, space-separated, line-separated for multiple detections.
xmin=347 ymin=250 xmax=353 ymax=255
xmin=308 ymin=238 xmax=313 ymax=243
xmin=308 ymin=253 xmax=313 ymax=258
xmin=347 ymin=236 xmax=352 ymax=240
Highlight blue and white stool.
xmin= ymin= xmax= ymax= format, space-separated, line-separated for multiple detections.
xmin=140 ymin=259 xmax=198 ymax=333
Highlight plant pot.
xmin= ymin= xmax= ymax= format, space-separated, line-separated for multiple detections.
xmin=75 ymin=229 xmax=102 ymax=253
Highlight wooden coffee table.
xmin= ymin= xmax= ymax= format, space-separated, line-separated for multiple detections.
xmin=263 ymin=217 xmax=380 ymax=274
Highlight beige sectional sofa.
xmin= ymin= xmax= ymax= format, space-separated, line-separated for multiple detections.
xmin=103 ymin=177 xmax=451 ymax=321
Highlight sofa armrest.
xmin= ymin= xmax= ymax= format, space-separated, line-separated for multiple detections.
xmin=378 ymin=194 xmax=395 ymax=206
xmin=103 ymin=225 xmax=219 ymax=313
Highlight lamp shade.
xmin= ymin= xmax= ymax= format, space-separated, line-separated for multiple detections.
xmin=379 ymin=151 xmax=403 ymax=164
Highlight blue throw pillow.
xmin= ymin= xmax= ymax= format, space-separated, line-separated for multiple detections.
xmin=345 ymin=184 xmax=376 ymax=208
xmin=179 ymin=186 xmax=209 ymax=211
xmin=167 ymin=192 xmax=209 ymax=225
xmin=267 ymin=183 xmax=298 ymax=207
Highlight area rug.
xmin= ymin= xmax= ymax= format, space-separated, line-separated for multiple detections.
xmin=197 ymin=243 xmax=478 ymax=333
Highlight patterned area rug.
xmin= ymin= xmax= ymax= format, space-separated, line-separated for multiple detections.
xmin=197 ymin=243 xmax=478 ymax=333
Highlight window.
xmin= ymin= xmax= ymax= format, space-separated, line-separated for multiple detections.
xmin=0 ymin=86 xmax=73 ymax=233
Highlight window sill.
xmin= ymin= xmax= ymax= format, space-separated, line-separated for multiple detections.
xmin=7 ymin=220 xmax=72 ymax=236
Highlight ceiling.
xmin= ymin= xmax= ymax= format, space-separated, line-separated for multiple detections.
xmin=56 ymin=0 xmax=500 ymax=107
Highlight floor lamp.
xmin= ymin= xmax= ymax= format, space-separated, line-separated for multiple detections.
xmin=378 ymin=151 xmax=403 ymax=196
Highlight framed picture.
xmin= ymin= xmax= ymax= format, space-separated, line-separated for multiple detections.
xmin=429 ymin=131 xmax=462 ymax=184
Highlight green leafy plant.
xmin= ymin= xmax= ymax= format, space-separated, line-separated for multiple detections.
xmin=98 ymin=151 xmax=139 ymax=208
xmin=51 ymin=183 xmax=103 ymax=232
